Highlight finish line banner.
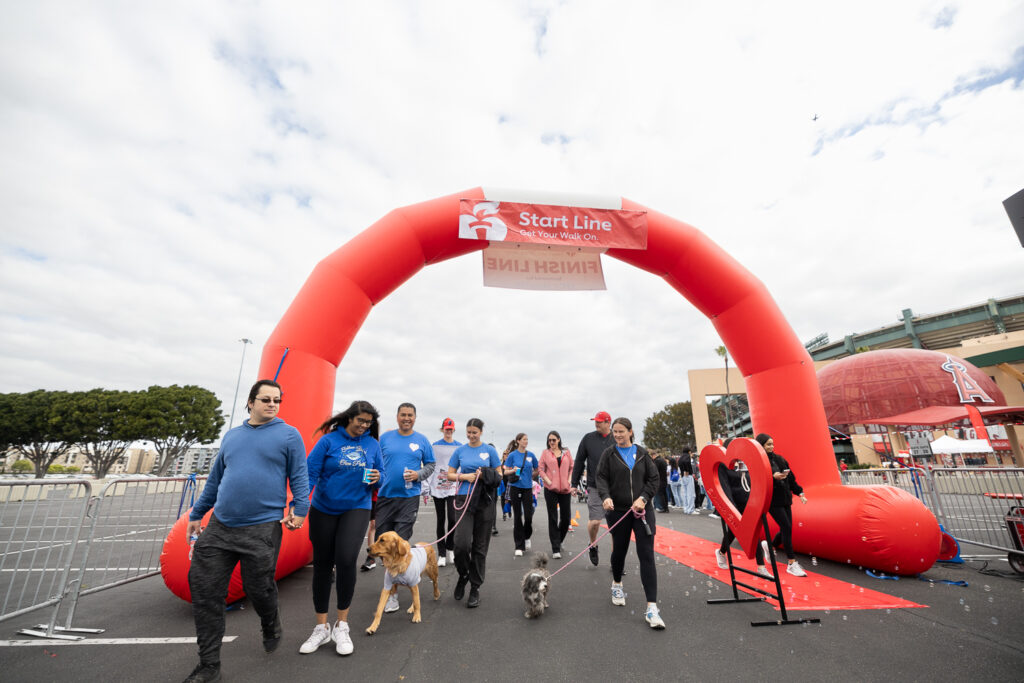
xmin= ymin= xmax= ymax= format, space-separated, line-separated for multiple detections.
xmin=459 ymin=199 xmax=647 ymax=249
xmin=482 ymin=246 xmax=606 ymax=291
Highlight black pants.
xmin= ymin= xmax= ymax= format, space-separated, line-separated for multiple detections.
xmin=189 ymin=516 xmax=282 ymax=667
xmin=509 ymin=486 xmax=534 ymax=551
xmin=543 ymin=489 xmax=571 ymax=553
xmin=434 ymin=496 xmax=455 ymax=552
xmin=453 ymin=495 xmax=495 ymax=589
xmin=374 ymin=496 xmax=419 ymax=541
xmin=606 ymin=508 xmax=658 ymax=602
xmin=768 ymin=505 xmax=796 ymax=561
xmin=308 ymin=506 xmax=371 ymax=613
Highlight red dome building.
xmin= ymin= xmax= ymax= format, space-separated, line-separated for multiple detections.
xmin=817 ymin=349 xmax=1005 ymax=427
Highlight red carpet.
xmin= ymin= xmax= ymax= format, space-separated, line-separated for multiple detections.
xmin=652 ymin=525 xmax=926 ymax=611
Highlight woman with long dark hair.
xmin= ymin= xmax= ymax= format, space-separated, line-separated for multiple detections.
xmin=503 ymin=433 xmax=539 ymax=557
xmin=446 ymin=418 xmax=501 ymax=608
xmin=595 ymin=417 xmax=665 ymax=629
xmin=538 ymin=430 xmax=573 ymax=559
xmin=298 ymin=400 xmax=382 ymax=656
xmin=755 ymin=432 xmax=808 ymax=577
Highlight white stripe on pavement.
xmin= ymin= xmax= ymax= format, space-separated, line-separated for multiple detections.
xmin=0 ymin=636 xmax=237 ymax=647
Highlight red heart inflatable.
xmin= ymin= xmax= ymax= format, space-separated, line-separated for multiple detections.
xmin=698 ymin=439 xmax=773 ymax=560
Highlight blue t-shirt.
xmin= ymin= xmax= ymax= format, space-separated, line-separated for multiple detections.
xmin=504 ymin=450 xmax=539 ymax=488
xmin=448 ymin=443 xmax=500 ymax=495
xmin=378 ymin=430 xmax=435 ymax=498
xmin=306 ymin=429 xmax=384 ymax=514
xmin=617 ymin=445 xmax=637 ymax=470
xmin=432 ymin=438 xmax=463 ymax=446
xmin=190 ymin=417 xmax=310 ymax=527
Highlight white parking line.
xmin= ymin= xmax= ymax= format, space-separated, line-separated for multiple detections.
xmin=0 ymin=636 xmax=237 ymax=647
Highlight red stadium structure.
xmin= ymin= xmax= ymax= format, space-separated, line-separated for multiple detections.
xmin=161 ymin=189 xmax=941 ymax=602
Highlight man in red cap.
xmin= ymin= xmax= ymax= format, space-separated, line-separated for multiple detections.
xmin=571 ymin=411 xmax=614 ymax=566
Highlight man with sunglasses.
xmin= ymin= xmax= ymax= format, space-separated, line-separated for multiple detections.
xmin=184 ymin=379 xmax=310 ymax=683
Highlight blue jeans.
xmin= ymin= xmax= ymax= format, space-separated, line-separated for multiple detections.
xmin=701 ymin=482 xmax=716 ymax=511
xmin=680 ymin=477 xmax=695 ymax=513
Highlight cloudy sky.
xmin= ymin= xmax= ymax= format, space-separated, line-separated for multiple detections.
xmin=2 ymin=1 xmax=1022 ymax=451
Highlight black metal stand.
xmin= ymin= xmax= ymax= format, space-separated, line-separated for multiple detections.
xmin=707 ymin=515 xmax=821 ymax=628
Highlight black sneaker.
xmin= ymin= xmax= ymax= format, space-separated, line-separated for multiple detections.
xmin=453 ymin=576 xmax=468 ymax=601
xmin=589 ymin=546 xmax=599 ymax=566
xmin=262 ymin=611 xmax=282 ymax=653
xmin=466 ymin=588 xmax=480 ymax=608
xmin=360 ymin=555 xmax=376 ymax=572
xmin=183 ymin=663 xmax=221 ymax=683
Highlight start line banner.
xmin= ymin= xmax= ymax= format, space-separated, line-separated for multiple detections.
xmin=459 ymin=199 xmax=647 ymax=250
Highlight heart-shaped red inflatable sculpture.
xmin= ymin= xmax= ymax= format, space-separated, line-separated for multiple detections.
xmin=699 ymin=439 xmax=773 ymax=559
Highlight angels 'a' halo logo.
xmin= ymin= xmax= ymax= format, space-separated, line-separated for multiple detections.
xmin=459 ymin=200 xmax=507 ymax=241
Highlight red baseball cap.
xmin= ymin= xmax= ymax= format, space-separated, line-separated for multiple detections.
xmin=441 ymin=417 xmax=455 ymax=430
xmin=591 ymin=411 xmax=611 ymax=422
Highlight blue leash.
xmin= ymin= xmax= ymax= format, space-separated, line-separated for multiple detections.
xmin=178 ymin=473 xmax=198 ymax=518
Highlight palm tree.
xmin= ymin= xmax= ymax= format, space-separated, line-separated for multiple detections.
xmin=715 ymin=345 xmax=732 ymax=438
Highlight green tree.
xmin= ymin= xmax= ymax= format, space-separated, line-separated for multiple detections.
xmin=139 ymin=385 xmax=225 ymax=475
xmin=12 ymin=459 xmax=34 ymax=473
xmin=643 ymin=401 xmax=726 ymax=452
xmin=0 ymin=390 xmax=84 ymax=478
xmin=66 ymin=389 xmax=148 ymax=480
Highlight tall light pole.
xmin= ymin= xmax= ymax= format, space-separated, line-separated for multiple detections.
xmin=227 ymin=338 xmax=253 ymax=430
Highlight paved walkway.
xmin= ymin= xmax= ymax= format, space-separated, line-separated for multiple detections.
xmin=3 ymin=501 xmax=1022 ymax=681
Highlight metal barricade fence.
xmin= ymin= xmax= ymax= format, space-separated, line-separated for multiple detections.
xmin=0 ymin=479 xmax=93 ymax=635
xmin=842 ymin=466 xmax=1024 ymax=570
xmin=0 ymin=475 xmax=206 ymax=639
xmin=927 ymin=467 xmax=1024 ymax=566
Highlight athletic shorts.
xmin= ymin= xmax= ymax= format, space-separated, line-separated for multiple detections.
xmin=586 ymin=489 xmax=604 ymax=521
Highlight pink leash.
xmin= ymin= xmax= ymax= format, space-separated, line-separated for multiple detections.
xmin=546 ymin=507 xmax=645 ymax=581
xmin=423 ymin=474 xmax=481 ymax=547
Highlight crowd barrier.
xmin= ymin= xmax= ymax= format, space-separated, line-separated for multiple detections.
xmin=842 ymin=467 xmax=1024 ymax=573
xmin=0 ymin=475 xmax=206 ymax=639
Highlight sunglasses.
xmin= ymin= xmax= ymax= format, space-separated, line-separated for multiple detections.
xmin=547 ymin=438 xmax=557 ymax=442
xmin=254 ymin=397 xmax=282 ymax=404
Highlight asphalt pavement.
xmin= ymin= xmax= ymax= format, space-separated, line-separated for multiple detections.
xmin=2 ymin=499 xmax=1022 ymax=682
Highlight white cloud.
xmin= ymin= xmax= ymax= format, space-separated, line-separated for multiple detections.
xmin=1 ymin=1 xmax=1022 ymax=451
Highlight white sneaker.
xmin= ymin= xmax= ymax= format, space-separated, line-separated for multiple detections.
xmin=756 ymin=565 xmax=770 ymax=577
xmin=611 ymin=583 xmax=625 ymax=606
xmin=437 ymin=554 xmax=446 ymax=567
xmin=298 ymin=623 xmax=331 ymax=654
xmin=714 ymin=549 xmax=728 ymax=569
xmin=332 ymin=620 xmax=353 ymax=656
xmin=645 ymin=604 xmax=666 ymax=629
xmin=760 ymin=540 xmax=771 ymax=563
xmin=688 ymin=510 xmax=701 ymax=515
xmin=514 ymin=549 xmax=524 ymax=557
xmin=708 ymin=513 xmax=720 ymax=519
xmin=787 ymin=561 xmax=807 ymax=577
xmin=552 ymin=551 xmax=562 ymax=559
xmin=525 ymin=539 xmax=531 ymax=550
xmin=384 ymin=593 xmax=400 ymax=613
xmin=446 ymin=550 xmax=455 ymax=565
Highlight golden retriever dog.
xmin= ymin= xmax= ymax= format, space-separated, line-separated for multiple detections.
xmin=365 ymin=531 xmax=440 ymax=635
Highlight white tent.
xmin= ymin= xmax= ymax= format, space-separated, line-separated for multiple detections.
xmin=928 ymin=435 xmax=994 ymax=454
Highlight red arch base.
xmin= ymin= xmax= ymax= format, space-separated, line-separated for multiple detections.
xmin=161 ymin=188 xmax=940 ymax=603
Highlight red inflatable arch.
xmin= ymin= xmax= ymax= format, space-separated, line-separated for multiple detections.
xmin=161 ymin=188 xmax=940 ymax=602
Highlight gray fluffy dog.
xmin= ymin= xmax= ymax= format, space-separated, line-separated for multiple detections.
xmin=521 ymin=553 xmax=550 ymax=618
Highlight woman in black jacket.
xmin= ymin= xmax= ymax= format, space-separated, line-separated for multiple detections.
xmin=755 ymin=433 xmax=808 ymax=577
xmin=595 ymin=417 xmax=664 ymax=629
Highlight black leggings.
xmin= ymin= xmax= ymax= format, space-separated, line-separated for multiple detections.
xmin=606 ymin=508 xmax=657 ymax=602
xmin=543 ymin=490 xmax=571 ymax=553
xmin=719 ymin=505 xmax=795 ymax=562
xmin=509 ymin=486 xmax=534 ymax=551
xmin=434 ymin=496 xmax=455 ymax=552
xmin=308 ymin=506 xmax=371 ymax=613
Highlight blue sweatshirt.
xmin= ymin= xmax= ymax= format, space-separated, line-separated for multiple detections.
xmin=190 ymin=417 xmax=310 ymax=527
xmin=378 ymin=430 xmax=436 ymax=498
xmin=504 ymin=450 xmax=539 ymax=488
xmin=306 ymin=428 xmax=384 ymax=514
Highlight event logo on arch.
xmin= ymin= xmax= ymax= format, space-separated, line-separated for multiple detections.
xmin=458 ymin=199 xmax=648 ymax=249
